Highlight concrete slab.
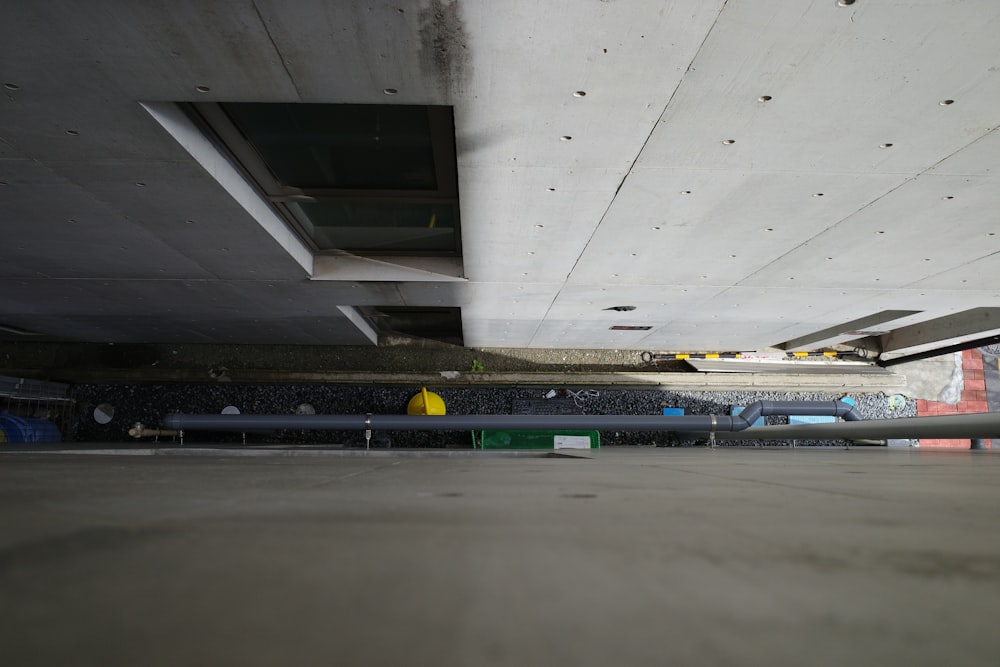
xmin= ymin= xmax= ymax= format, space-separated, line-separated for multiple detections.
xmin=892 ymin=352 xmax=962 ymax=402
xmin=1 ymin=448 xmax=998 ymax=666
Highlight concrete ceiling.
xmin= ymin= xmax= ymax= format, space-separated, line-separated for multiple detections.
xmin=3 ymin=0 xmax=1000 ymax=351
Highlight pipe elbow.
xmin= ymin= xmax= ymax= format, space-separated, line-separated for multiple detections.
xmin=835 ymin=401 xmax=865 ymax=422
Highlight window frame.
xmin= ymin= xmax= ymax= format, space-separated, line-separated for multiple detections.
xmin=187 ymin=102 xmax=462 ymax=257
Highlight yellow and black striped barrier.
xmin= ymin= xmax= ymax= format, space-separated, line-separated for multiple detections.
xmin=642 ymin=351 xmax=843 ymax=363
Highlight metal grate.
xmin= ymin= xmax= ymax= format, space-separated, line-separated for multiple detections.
xmin=0 ymin=376 xmax=75 ymax=443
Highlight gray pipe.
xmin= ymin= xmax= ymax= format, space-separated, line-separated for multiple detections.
xmin=710 ymin=411 xmax=1000 ymax=441
xmin=163 ymin=400 xmax=862 ymax=433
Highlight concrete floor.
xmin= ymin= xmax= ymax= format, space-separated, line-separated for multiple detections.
xmin=1 ymin=448 xmax=999 ymax=666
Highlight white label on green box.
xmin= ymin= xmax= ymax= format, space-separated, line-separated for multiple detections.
xmin=554 ymin=435 xmax=591 ymax=449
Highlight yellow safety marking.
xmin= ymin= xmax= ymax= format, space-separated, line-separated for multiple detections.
xmin=705 ymin=353 xmax=720 ymax=358
xmin=676 ymin=354 xmax=690 ymax=359
xmin=428 ymin=213 xmax=437 ymax=228
xmin=792 ymin=351 xmax=809 ymax=357
xmin=823 ymin=351 xmax=837 ymax=356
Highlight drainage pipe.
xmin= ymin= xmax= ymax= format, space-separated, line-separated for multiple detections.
xmin=163 ymin=400 xmax=862 ymax=433
xmin=708 ymin=411 xmax=1000 ymax=441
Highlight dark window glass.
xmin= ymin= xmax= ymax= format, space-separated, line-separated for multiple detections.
xmin=370 ymin=307 xmax=463 ymax=345
xmin=223 ymin=104 xmax=438 ymax=190
xmin=203 ymin=102 xmax=461 ymax=256
xmin=294 ymin=201 xmax=455 ymax=252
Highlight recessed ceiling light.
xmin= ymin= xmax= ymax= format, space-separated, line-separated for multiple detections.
xmin=813 ymin=192 xmax=824 ymax=197
xmin=942 ymin=195 xmax=954 ymax=200
xmin=652 ymin=226 xmax=661 ymax=230
xmin=534 ymin=224 xmax=544 ymax=228
xmin=560 ymin=135 xmax=573 ymax=141
xmin=185 ymin=219 xmax=194 ymax=224
xmin=758 ymin=95 xmax=772 ymax=102
xmin=876 ymin=230 xmax=885 ymax=234
xmin=195 ymin=85 xmax=211 ymax=93
xmin=722 ymin=139 xmax=736 ymax=145
xmin=680 ymin=190 xmax=691 ymax=195
xmin=65 ymin=129 xmax=79 ymax=136
xmin=135 ymin=182 xmax=146 ymax=187
xmin=837 ymin=0 xmax=856 ymax=6
xmin=765 ymin=227 xmax=774 ymax=232
xmin=383 ymin=88 xmax=398 ymax=95
xmin=573 ymin=91 xmax=586 ymax=97
xmin=940 ymin=99 xmax=955 ymax=106
xmin=0 ymin=181 xmax=8 ymax=186
xmin=546 ymin=187 xmax=556 ymax=191
xmin=3 ymin=82 xmax=19 ymax=90
xmin=879 ymin=143 xmax=893 ymax=149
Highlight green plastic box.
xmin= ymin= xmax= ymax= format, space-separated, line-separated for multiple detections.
xmin=475 ymin=430 xmax=600 ymax=450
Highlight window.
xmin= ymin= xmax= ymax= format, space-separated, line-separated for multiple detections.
xmin=190 ymin=103 xmax=461 ymax=256
xmin=364 ymin=306 xmax=464 ymax=346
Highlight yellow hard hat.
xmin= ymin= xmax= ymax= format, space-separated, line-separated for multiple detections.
xmin=407 ymin=387 xmax=446 ymax=415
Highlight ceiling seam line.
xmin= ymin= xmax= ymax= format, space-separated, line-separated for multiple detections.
xmin=733 ymin=125 xmax=1000 ymax=288
xmin=901 ymin=248 xmax=1000 ymax=288
xmin=528 ymin=0 xmax=733 ymax=346
xmin=251 ymin=0 xmax=303 ymax=101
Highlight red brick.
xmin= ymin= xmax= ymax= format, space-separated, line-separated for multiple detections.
xmin=966 ymin=400 xmax=989 ymax=412
xmin=965 ymin=369 xmax=984 ymax=382
xmin=964 ymin=355 xmax=984 ymax=370
xmin=965 ymin=390 xmax=987 ymax=402
xmin=916 ymin=399 xmax=929 ymax=414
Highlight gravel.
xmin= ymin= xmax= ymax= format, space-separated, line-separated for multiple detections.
xmin=69 ymin=383 xmax=916 ymax=448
